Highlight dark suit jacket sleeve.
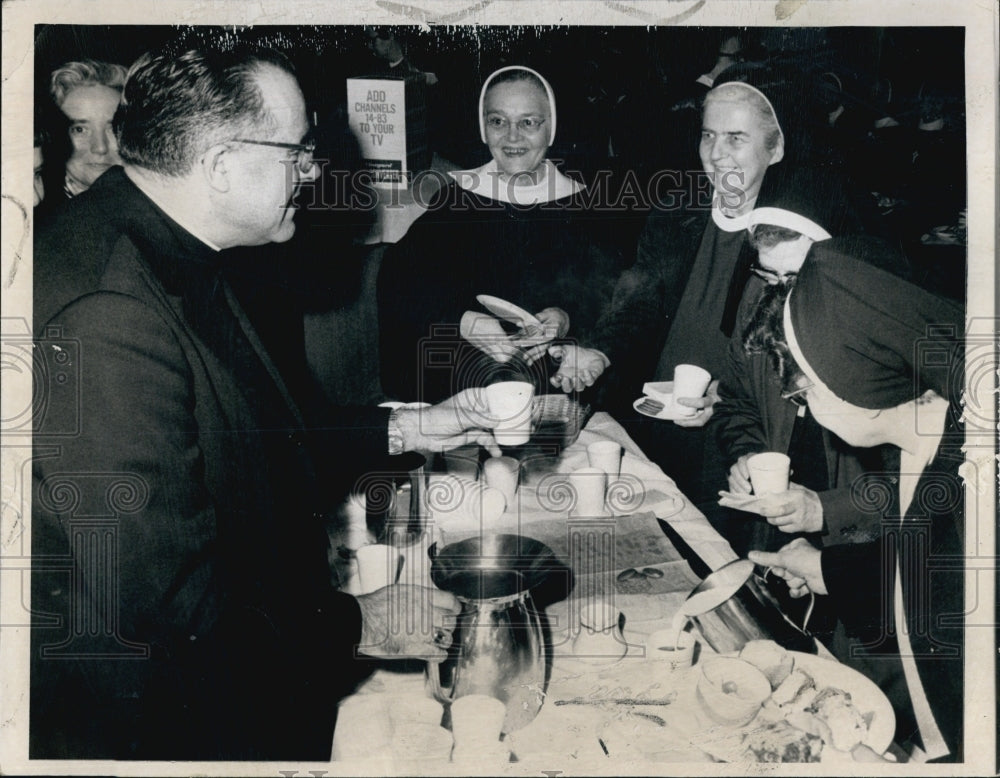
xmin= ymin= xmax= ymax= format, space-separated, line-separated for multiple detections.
xmin=713 ymin=327 xmax=769 ymax=466
xmin=32 ymin=292 xmax=364 ymax=709
xmin=820 ymin=539 xmax=884 ymax=638
xmin=817 ymin=485 xmax=885 ymax=545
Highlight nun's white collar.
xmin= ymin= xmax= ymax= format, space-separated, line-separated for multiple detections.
xmin=449 ymin=159 xmax=584 ymax=205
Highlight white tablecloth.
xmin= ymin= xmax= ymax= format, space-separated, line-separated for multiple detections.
xmin=330 ymin=413 xmax=747 ymax=771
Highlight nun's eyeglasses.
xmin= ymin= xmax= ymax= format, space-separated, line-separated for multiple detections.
xmin=485 ymin=116 xmax=547 ymax=134
xmin=781 ymin=383 xmax=812 ymax=407
xmin=750 ymin=263 xmax=798 ymax=285
xmin=232 ymin=138 xmax=317 ymax=174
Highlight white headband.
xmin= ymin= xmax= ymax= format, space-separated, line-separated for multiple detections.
xmin=747 ymin=208 xmax=832 ymax=242
xmin=478 ymin=65 xmax=557 ymax=146
xmin=782 ymin=291 xmax=840 ymax=401
xmin=707 ymin=80 xmax=785 ymax=151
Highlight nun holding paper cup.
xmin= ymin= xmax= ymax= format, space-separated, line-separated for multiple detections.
xmin=745 ymin=248 xmax=965 ymax=762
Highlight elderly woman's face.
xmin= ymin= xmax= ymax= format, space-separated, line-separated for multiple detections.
xmin=700 ymin=99 xmax=782 ymax=214
xmin=483 ymin=80 xmax=550 ymax=179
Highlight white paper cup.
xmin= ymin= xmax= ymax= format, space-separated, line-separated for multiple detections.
xmin=391 ymin=723 xmax=453 ymax=765
xmin=389 ymin=694 xmax=445 ymax=730
xmin=485 ymin=381 xmax=535 ymax=445
xmin=451 ymin=742 xmax=510 ymax=767
xmin=333 ymin=694 xmax=392 ymax=759
xmin=569 ymin=466 xmax=607 ymax=517
xmin=483 ymin=455 xmax=519 ymax=508
xmin=645 ymin=629 xmax=696 ymax=671
xmin=355 ymin=544 xmax=401 ymax=594
xmin=587 ymin=440 xmax=622 ymax=480
xmin=427 ymin=474 xmax=506 ymax=528
xmin=574 ymin=596 xmax=627 ymax=664
xmin=442 ymin=444 xmax=481 ymax=480
xmin=450 ymin=694 xmax=506 ymax=747
xmin=746 ymin=452 xmax=791 ymax=495
xmin=672 ymin=364 xmax=712 ymax=416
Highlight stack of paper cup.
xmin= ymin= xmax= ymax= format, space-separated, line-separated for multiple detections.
xmin=388 ymin=695 xmax=451 ymax=768
xmin=391 ymin=724 xmax=454 ymax=769
xmin=427 ymin=474 xmax=506 ymax=529
xmin=332 ymin=694 xmax=393 ymax=763
xmin=568 ymin=466 xmax=607 ymax=517
xmin=389 ymin=694 xmax=444 ymax=729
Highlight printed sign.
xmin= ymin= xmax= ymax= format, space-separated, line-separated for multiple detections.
xmin=346 ymin=77 xmax=408 ymax=186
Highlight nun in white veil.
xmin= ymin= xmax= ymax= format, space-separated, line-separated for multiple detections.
xmin=377 ymin=66 xmax=622 ymax=403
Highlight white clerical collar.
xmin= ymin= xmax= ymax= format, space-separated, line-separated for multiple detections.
xmin=711 ymin=194 xmax=756 ymax=232
xmin=449 ymin=159 xmax=584 ymax=205
xmin=125 ymin=167 xmax=222 ymax=252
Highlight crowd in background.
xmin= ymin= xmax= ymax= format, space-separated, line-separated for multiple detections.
xmin=34 ymin=25 xmax=967 ymax=304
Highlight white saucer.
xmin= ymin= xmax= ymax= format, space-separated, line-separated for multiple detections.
xmin=717 ymin=490 xmax=791 ymax=515
xmin=633 ymin=395 xmax=699 ymax=422
xmin=476 ymin=294 xmax=543 ymax=329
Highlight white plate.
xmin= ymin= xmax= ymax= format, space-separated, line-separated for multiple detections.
xmin=476 ymin=294 xmax=543 ymax=329
xmin=788 ymin=651 xmax=896 ymax=755
xmin=633 ymin=395 xmax=699 ymax=422
xmin=659 ymin=650 xmax=895 ymax=761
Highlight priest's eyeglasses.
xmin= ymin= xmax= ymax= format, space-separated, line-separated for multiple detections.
xmin=233 ymin=138 xmax=317 ymax=174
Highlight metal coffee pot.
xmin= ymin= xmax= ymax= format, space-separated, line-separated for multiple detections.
xmin=680 ymin=558 xmax=817 ymax=654
xmin=427 ymin=534 xmax=557 ymax=733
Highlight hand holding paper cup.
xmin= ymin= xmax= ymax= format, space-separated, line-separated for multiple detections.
xmin=746 ymin=452 xmax=791 ymax=495
xmin=485 ymin=381 xmax=534 ymax=445
xmin=672 ymin=364 xmax=712 ymax=416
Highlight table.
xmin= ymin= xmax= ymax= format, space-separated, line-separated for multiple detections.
xmin=329 ymin=413 xmax=877 ymax=773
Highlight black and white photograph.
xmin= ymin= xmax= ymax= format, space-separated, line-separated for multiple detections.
xmin=1 ymin=1 xmax=996 ymax=775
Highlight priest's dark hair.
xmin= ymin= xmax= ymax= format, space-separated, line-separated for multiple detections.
xmin=116 ymin=46 xmax=296 ymax=177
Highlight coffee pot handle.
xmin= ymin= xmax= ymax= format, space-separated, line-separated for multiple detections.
xmin=760 ymin=567 xmax=815 ymax=634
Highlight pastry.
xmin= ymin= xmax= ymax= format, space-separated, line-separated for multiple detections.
xmin=770 ymin=668 xmax=816 ymax=707
xmin=744 ymin=720 xmax=823 ymax=763
xmin=738 ymin=640 xmax=794 ymax=689
xmin=807 ymin=687 xmax=869 ymax=751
